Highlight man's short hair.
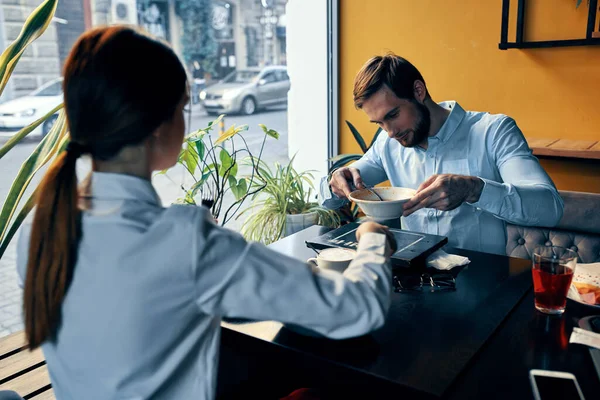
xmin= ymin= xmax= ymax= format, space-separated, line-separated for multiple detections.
xmin=353 ymin=53 xmax=428 ymax=109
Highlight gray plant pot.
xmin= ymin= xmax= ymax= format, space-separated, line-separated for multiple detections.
xmin=284 ymin=211 xmax=318 ymax=237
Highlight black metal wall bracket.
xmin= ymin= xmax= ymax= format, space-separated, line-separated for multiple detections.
xmin=499 ymin=0 xmax=600 ymax=49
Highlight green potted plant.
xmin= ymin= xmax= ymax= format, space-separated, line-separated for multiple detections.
xmin=0 ymin=0 xmax=70 ymax=259
xmin=239 ymin=156 xmax=340 ymax=245
xmin=158 ymin=118 xmax=279 ymax=226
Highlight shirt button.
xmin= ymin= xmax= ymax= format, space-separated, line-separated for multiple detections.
xmin=428 ymin=210 xmax=434 ymax=217
xmin=429 ymin=154 xmax=434 ymax=159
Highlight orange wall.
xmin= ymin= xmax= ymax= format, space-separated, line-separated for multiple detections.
xmin=340 ymin=0 xmax=600 ymax=193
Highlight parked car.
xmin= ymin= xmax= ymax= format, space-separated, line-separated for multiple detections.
xmin=0 ymin=77 xmax=62 ymax=138
xmin=191 ymin=78 xmax=206 ymax=104
xmin=199 ymin=66 xmax=290 ymax=115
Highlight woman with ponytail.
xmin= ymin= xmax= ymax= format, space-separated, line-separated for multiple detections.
xmin=17 ymin=26 xmax=396 ymax=399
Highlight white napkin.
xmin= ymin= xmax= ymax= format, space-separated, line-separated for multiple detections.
xmin=569 ymin=262 xmax=600 ymax=305
xmin=426 ymin=249 xmax=470 ymax=270
xmin=570 ymin=327 xmax=600 ymax=350
xmin=568 ymin=284 xmax=584 ymax=302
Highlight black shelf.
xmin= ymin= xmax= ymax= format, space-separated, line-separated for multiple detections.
xmin=499 ymin=0 xmax=600 ymax=50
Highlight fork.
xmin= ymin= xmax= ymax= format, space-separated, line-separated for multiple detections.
xmin=200 ymin=182 xmax=215 ymax=210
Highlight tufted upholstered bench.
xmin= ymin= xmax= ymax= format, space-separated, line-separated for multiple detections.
xmin=506 ymin=191 xmax=600 ymax=263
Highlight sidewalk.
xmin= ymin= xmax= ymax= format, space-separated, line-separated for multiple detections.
xmin=0 ymin=240 xmax=24 ymax=337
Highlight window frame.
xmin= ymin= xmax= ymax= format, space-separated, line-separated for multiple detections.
xmin=326 ymin=0 xmax=339 ymax=168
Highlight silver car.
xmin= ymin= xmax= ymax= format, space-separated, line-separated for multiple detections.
xmin=0 ymin=78 xmax=62 ymax=138
xmin=199 ymin=66 xmax=290 ymax=115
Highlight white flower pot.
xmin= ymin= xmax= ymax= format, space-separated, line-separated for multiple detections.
xmin=285 ymin=212 xmax=318 ymax=237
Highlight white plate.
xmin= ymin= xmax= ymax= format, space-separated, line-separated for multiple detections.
xmin=567 ymin=262 xmax=600 ymax=309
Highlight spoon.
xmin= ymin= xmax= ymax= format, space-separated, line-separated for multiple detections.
xmin=348 ymin=180 xmax=384 ymax=201
xmin=365 ymin=186 xmax=384 ymax=201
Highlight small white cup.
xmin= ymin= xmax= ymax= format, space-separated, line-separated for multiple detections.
xmin=308 ymin=248 xmax=357 ymax=273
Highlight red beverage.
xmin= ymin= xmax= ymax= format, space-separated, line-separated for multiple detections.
xmin=532 ymin=261 xmax=574 ymax=313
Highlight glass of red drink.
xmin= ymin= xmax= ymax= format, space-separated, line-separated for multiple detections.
xmin=532 ymin=246 xmax=578 ymax=315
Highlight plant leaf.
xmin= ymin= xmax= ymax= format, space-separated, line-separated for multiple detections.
xmin=0 ymin=110 xmax=68 ymax=245
xmin=259 ymin=124 xmax=280 ymax=139
xmin=203 ymin=163 xmax=218 ymax=174
xmin=0 ymin=103 xmax=63 ymax=159
xmin=195 ymin=139 xmax=205 ymax=161
xmin=0 ymin=190 xmax=36 ymax=259
xmin=0 ymin=0 xmax=58 ymax=96
xmin=183 ymin=146 xmax=198 ymax=174
xmin=345 ymin=120 xmax=368 ymax=153
xmin=329 ymin=155 xmax=362 ymax=171
xmin=177 ymin=147 xmax=186 ymax=163
xmin=228 ymin=175 xmax=247 ymax=201
xmin=183 ymin=191 xmax=196 ymax=205
xmin=219 ymin=149 xmax=237 ymax=177
xmin=232 ymin=178 xmax=247 ymax=201
xmin=207 ymin=114 xmax=225 ymax=128
xmin=368 ymin=127 xmax=383 ymax=150
xmin=214 ymin=124 xmax=248 ymax=145
xmin=215 ymin=125 xmax=237 ymax=145
xmin=228 ymin=175 xmax=237 ymax=188
xmin=187 ymin=128 xmax=207 ymax=141
xmin=189 ymin=172 xmax=213 ymax=197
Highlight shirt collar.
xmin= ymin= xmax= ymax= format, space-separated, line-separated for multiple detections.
xmin=89 ymin=172 xmax=161 ymax=206
xmin=432 ymin=101 xmax=466 ymax=143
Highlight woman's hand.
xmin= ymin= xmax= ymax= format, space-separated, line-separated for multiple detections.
xmin=356 ymin=221 xmax=397 ymax=257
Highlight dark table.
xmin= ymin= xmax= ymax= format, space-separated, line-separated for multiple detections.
xmin=217 ymin=226 xmax=600 ymax=399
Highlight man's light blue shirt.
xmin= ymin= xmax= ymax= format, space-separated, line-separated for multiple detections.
xmin=320 ymin=101 xmax=563 ymax=255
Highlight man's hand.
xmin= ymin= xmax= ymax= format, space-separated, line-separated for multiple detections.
xmin=402 ymin=174 xmax=484 ymax=217
xmin=356 ymin=221 xmax=398 ymax=257
xmin=329 ymin=167 xmax=365 ymax=198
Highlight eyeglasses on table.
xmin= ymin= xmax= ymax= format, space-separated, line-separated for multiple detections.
xmin=393 ymin=272 xmax=457 ymax=293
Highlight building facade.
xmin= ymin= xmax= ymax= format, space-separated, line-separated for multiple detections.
xmin=0 ymin=0 xmax=287 ymax=102
xmin=0 ymin=0 xmax=61 ymax=101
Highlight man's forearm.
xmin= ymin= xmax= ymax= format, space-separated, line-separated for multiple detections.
xmin=471 ymin=178 xmax=563 ymax=227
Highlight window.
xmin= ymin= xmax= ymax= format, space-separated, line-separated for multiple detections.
xmin=223 ymin=70 xmax=260 ymax=84
xmin=0 ymin=0 xmax=299 ymax=338
xmin=275 ymin=69 xmax=289 ymax=81
xmin=33 ymin=80 xmax=63 ymax=97
xmin=260 ymin=71 xmax=277 ymax=84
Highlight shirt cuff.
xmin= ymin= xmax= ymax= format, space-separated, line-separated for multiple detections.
xmin=318 ymin=175 xmax=348 ymax=209
xmin=469 ymin=177 xmax=508 ymax=215
xmin=356 ymin=232 xmax=387 ymax=255
xmin=319 ymin=175 xmax=333 ymax=203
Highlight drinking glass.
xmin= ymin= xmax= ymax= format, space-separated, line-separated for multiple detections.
xmin=532 ymin=246 xmax=578 ymax=315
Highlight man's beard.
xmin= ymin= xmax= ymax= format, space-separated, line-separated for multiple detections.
xmin=399 ymin=100 xmax=431 ymax=148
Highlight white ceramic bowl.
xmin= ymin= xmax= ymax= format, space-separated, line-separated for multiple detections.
xmin=348 ymin=187 xmax=417 ymax=220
